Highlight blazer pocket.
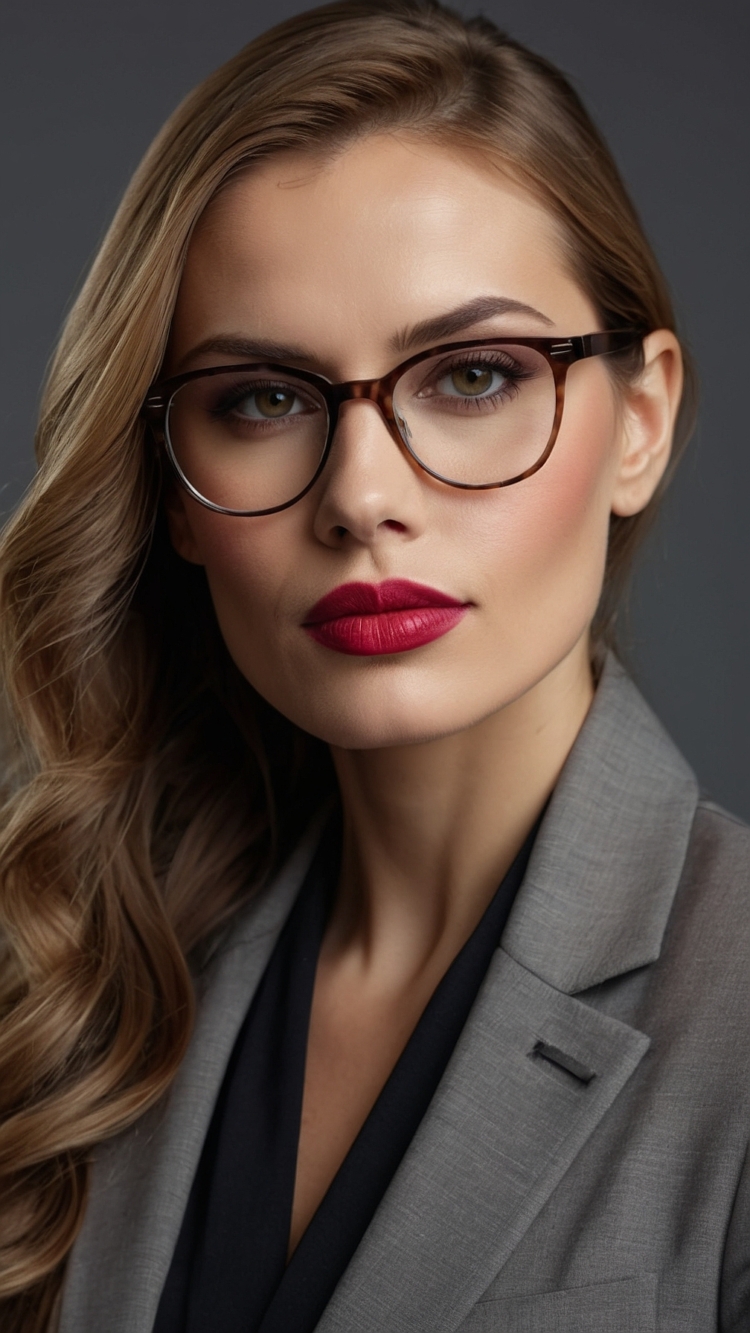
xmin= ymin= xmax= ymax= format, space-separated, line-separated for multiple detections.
xmin=457 ymin=1274 xmax=656 ymax=1332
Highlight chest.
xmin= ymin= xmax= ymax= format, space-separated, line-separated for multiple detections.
xmin=288 ymin=973 xmax=434 ymax=1253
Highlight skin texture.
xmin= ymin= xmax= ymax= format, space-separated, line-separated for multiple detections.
xmin=165 ymin=134 xmax=683 ymax=1252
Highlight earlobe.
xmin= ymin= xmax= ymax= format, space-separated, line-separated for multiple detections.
xmin=164 ymin=484 xmax=206 ymax=565
xmin=610 ymin=330 xmax=684 ymax=518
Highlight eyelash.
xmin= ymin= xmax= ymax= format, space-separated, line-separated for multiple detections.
xmin=419 ymin=352 xmax=532 ymax=406
xmin=442 ymin=351 xmax=521 ymax=374
xmin=209 ymin=379 xmax=319 ymax=419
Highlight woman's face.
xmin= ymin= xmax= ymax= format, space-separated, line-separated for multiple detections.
xmin=166 ymin=135 xmax=671 ymax=748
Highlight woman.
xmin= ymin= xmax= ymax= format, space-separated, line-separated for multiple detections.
xmin=1 ymin=1 xmax=749 ymax=1329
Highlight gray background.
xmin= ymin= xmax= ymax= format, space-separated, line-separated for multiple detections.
xmin=2 ymin=0 xmax=749 ymax=816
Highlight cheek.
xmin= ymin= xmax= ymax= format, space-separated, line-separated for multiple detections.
xmin=183 ymin=505 xmax=304 ymax=651
xmin=467 ymin=373 xmax=619 ymax=653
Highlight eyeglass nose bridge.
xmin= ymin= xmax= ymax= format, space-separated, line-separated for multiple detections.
xmin=327 ymin=376 xmax=406 ymax=453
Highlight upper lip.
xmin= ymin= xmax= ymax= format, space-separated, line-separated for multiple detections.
xmin=304 ymin=579 xmax=466 ymax=624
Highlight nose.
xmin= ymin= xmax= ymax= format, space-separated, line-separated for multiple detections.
xmin=311 ymin=397 xmax=428 ymax=549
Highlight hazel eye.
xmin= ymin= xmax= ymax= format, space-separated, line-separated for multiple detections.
xmin=237 ymin=387 xmax=302 ymax=419
xmin=431 ymin=362 xmax=511 ymax=399
xmin=447 ymin=365 xmax=497 ymax=396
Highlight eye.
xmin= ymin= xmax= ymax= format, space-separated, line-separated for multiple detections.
xmin=435 ymin=362 xmax=509 ymax=398
xmin=233 ymin=384 xmax=308 ymax=420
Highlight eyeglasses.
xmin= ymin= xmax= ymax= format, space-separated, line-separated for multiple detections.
xmin=143 ymin=330 xmax=641 ymax=517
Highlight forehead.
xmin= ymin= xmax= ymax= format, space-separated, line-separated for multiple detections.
xmin=171 ymin=134 xmax=596 ymax=370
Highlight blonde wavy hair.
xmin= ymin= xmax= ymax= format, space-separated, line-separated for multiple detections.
xmin=0 ymin=1 xmax=694 ymax=1326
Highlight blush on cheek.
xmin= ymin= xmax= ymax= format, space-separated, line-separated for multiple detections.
xmin=537 ymin=370 xmax=619 ymax=542
xmin=481 ymin=376 xmax=619 ymax=666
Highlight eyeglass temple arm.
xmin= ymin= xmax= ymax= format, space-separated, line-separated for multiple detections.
xmin=549 ymin=330 xmax=642 ymax=362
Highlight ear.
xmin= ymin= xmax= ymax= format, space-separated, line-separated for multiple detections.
xmin=610 ymin=329 xmax=684 ymax=517
xmin=164 ymin=483 xmax=206 ymax=565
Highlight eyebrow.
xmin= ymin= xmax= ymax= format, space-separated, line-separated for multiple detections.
xmin=390 ymin=295 xmax=554 ymax=353
xmin=174 ymin=334 xmax=317 ymax=373
xmin=175 ymin=294 xmax=555 ymax=374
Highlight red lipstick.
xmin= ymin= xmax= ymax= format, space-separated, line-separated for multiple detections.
xmin=303 ymin=579 xmax=468 ymax=656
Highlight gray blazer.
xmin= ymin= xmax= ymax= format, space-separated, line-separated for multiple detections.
xmin=59 ymin=657 xmax=750 ymax=1331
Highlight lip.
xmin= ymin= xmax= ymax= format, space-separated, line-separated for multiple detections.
xmin=303 ymin=579 xmax=469 ymax=656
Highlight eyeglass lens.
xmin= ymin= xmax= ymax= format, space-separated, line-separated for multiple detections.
xmin=165 ymin=343 xmax=558 ymax=513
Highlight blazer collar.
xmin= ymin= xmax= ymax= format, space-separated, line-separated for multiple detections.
xmin=502 ymin=652 xmax=698 ymax=993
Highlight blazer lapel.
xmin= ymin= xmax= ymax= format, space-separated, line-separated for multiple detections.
xmin=317 ymin=657 xmax=699 ymax=1333
xmin=501 ymin=656 xmax=699 ymax=993
xmin=316 ymin=950 xmax=648 ymax=1333
xmin=58 ymin=826 xmax=321 ymax=1333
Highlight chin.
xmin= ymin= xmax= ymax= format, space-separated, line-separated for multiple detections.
xmin=260 ymin=670 xmax=495 ymax=751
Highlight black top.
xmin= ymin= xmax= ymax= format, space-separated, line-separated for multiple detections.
xmin=154 ymin=818 xmax=536 ymax=1333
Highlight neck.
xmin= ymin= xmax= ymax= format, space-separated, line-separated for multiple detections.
xmin=326 ymin=637 xmax=594 ymax=988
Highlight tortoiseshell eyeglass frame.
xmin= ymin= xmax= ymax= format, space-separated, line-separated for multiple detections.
xmin=142 ymin=329 xmax=643 ymax=517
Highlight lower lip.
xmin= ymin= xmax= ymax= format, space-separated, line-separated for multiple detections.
xmin=304 ymin=605 xmax=468 ymax=656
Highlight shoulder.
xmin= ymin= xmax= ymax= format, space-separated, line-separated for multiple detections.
xmin=680 ymin=797 xmax=750 ymax=917
xmin=639 ymin=797 xmax=750 ymax=1049
xmin=690 ymin=795 xmax=750 ymax=847
xmin=663 ymin=795 xmax=750 ymax=967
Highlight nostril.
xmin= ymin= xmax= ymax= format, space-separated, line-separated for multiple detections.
xmin=381 ymin=520 xmax=406 ymax=533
